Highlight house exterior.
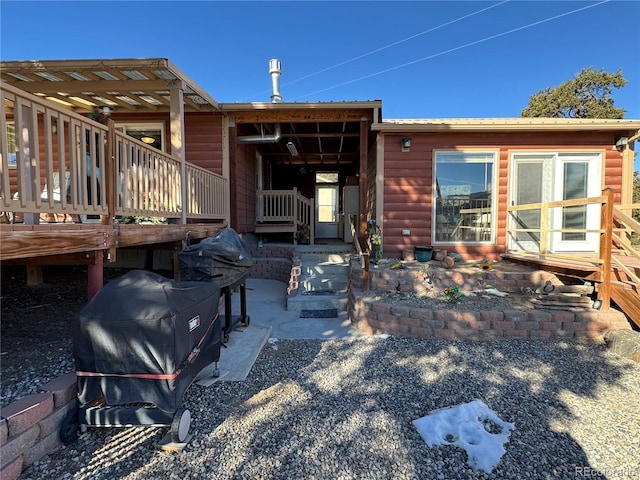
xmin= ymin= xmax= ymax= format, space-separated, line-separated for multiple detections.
xmin=372 ymin=118 xmax=640 ymax=260
xmin=1 ymin=58 xmax=639 ymax=267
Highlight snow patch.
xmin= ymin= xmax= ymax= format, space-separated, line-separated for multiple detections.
xmin=412 ymin=399 xmax=514 ymax=473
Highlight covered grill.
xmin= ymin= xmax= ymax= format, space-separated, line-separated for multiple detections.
xmin=178 ymin=228 xmax=252 ymax=340
xmin=74 ymin=270 xmax=222 ymax=443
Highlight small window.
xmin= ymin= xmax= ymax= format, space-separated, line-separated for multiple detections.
xmin=434 ymin=151 xmax=496 ymax=244
xmin=115 ymin=122 xmax=164 ymax=151
xmin=315 ymin=172 xmax=338 ymax=184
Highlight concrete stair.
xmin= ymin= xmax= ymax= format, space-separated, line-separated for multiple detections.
xmin=287 ymin=245 xmax=352 ymax=315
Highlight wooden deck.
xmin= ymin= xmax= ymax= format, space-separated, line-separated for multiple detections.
xmin=502 ymin=191 xmax=640 ymax=329
xmin=1 ymin=83 xmax=229 ymax=298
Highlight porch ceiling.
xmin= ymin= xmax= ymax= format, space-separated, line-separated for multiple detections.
xmin=224 ymin=102 xmax=381 ymax=165
xmin=0 ymin=58 xmax=220 ymax=113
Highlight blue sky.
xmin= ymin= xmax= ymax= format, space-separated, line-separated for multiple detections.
xmin=2 ymin=1 xmax=639 ymax=166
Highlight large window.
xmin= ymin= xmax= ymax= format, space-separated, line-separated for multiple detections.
xmin=433 ymin=151 xmax=496 ymax=243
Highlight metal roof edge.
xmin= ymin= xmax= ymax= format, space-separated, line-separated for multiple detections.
xmin=372 ymin=117 xmax=640 ymax=132
xmin=220 ymin=100 xmax=383 ymax=112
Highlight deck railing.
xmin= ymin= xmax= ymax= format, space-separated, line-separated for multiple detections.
xmin=507 ymin=189 xmax=640 ymax=310
xmin=256 ymin=188 xmax=308 ymax=223
xmin=255 ymin=188 xmax=315 ymax=244
xmin=1 ymin=82 xmax=227 ymax=224
xmin=612 ymin=203 xmax=640 ymax=284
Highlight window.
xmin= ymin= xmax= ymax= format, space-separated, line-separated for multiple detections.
xmin=115 ymin=122 xmax=164 ymax=151
xmin=434 ymin=151 xmax=496 ymax=243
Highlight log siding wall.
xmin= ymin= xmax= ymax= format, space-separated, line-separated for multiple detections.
xmin=381 ymin=131 xmax=625 ymax=259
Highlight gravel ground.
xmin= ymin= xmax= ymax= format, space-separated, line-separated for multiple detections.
xmin=3 ymin=265 xmax=640 ymax=479
xmin=16 ymin=336 xmax=640 ymax=480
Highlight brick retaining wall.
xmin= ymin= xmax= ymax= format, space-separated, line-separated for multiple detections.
xmin=348 ymin=259 xmax=631 ymax=340
xmin=0 ymin=373 xmax=77 ymax=480
xmin=348 ymin=288 xmax=630 ymax=340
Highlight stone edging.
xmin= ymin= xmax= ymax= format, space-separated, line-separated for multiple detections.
xmin=348 ymin=287 xmax=630 ymax=341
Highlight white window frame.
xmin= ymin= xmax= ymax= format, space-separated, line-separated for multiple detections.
xmin=509 ymin=151 xmax=602 ymax=253
xmin=433 ymin=150 xmax=498 ymax=245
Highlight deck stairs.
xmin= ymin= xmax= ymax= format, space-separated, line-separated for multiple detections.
xmin=286 ymin=244 xmax=352 ymax=317
xmin=502 ymin=252 xmax=640 ymax=329
xmin=610 ymin=261 xmax=640 ymax=329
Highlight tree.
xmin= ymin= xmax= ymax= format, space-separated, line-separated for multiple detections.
xmin=521 ymin=67 xmax=628 ymax=118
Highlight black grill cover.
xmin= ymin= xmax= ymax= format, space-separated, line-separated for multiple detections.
xmin=74 ymin=270 xmax=221 ymax=418
xmin=178 ymin=227 xmax=253 ymax=287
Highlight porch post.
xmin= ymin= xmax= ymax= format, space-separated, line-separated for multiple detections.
xmin=358 ymin=117 xmax=368 ymax=246
xmin=170 ymin=82 xmax=187 ymax=224
xmin=87 ymin=250 xmax=104 ymax=300
xmin=620 ymin=140 xmax=636 ymax=205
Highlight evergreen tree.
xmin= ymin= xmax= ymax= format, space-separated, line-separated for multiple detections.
xmin=521 ymin=67 xmax=627 ymax=118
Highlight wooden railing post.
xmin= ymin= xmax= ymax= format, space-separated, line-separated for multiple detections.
xmin=104 ymin=119 xmax=116 ymax=226
xmin=540 ymin=203 xmax=549 ymax=254
xmin=599 ymin=188 xmax=614 ymax=310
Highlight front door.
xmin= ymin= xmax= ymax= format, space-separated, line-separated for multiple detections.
xmin=314 ymin=172 xmax=339 ymax=238
xmin=509 ymin=153 xmax=601 ymax=253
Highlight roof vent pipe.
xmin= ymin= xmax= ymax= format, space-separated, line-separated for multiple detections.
xmin=236 ymin=59 xmax=283 ymax=144
xmin=269 ymin=59 xmax=282 ymax=103
xmin=236 ymin=123 xmax=282 ymax=144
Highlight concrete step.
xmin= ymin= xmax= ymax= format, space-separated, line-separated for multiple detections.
xmin=287 ymin=292 xmax=348 ymax=312
xmin=300 ymin=274 xmax=348 ymax=292
xmin=299 ymin=253 xmax=351 ymax=265
xmin=302 ymin=264 xmax=349 ymax=275
xmin=294 ymin=244 xmax=352 ymax=255
xmin=289 ymin=247 xmax=352 ymax=312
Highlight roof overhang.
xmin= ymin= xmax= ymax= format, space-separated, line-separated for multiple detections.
xmin=221 ymin=100 xmax=382 ymax=112
xmin=0 ymin=58 xmax=220 ymax=113
xmin=221 ymin=101 xmax=383 ymax=165
xmin=373 ymin=118 xmax=640 ymax=133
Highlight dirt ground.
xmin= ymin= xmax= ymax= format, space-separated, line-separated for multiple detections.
xmin=0 ymin=265 xmax=141 ymax=407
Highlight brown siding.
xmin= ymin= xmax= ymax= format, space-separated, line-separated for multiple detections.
xmin=185 ymin=113 xmax=224 ymax=175
xmin=381 ymin=130 xmax=625 ymax=260
xmin=233 ymin=143 xmax=257 ymax=234
xmin=109 ymin=111 xmax=225 ymax=175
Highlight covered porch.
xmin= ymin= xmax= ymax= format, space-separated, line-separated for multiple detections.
xmin=1 ymin=59 xmax=229 ymax=297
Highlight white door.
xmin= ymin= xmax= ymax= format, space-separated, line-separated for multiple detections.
xmin=552 ymin=154 xmax=601 ymax=252
xmin=315 ymin=185 xmax=339 ymax=238
xmin=509 ymin=153 xmax=601 ymax=253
